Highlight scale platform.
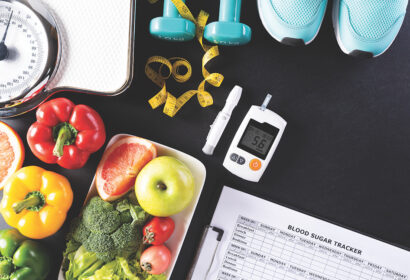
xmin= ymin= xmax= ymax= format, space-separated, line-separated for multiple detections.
xmin=0 ymin=0 xmax=136 ymax=117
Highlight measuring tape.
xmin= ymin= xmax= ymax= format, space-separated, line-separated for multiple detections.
xmin=146 ymin=0 xmax=224 ymax=117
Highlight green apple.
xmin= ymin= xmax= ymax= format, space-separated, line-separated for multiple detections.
xmin=135 ymin=156 xmax=195 ymax=216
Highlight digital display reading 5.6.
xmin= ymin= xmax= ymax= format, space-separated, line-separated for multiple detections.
xmin=238 ymin=119 xmax=279 ymax=159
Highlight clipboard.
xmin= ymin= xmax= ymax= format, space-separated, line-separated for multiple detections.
xmin=187 ymin=226 xmax=224 ymax=280
xmin=188 ymin=186 xmax=410 ymax=280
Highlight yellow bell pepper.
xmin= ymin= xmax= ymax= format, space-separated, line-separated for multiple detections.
xmin=0 ymin=166 xmax=73 ymax=239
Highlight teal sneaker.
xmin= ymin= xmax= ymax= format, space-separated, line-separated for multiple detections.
xmin=257 ymin=0 xmax=328 ymax=46
xmin=333 ymin=0 xmax=409 ymax=57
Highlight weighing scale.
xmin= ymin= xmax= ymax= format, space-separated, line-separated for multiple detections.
xmin=0 ymin=0 xmax=136 ymax=117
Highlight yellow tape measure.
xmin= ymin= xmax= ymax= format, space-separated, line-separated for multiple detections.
xmin=146 ymin=0 xmax=224 ymax=117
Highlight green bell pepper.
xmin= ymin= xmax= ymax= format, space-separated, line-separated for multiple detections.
xmin=0 ymin=229 xmax=50 ymax=280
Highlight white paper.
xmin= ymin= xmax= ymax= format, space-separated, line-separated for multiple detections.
xmin=41 ymin=0 xmax=133 ymax=94
xmin=205 ymin=186 xmax=409 ymax=280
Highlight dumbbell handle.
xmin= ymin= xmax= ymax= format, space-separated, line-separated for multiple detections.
xmin=163 ymin=0 xmax=186 ymax=18
xmin=219 ymin=0 xmax=242 ymax=22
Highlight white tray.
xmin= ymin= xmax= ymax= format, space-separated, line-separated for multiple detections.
xmin=58 ymin=134 xmax=207 ymax=279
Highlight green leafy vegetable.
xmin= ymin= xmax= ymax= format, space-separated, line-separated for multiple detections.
xmin=62 ymin=239 xmax=81 ymax=271
xmin=65 ymin=246 xmax=104 ymax=280
xmin=116 ymin=198 xmax=150 ymax=226
xmin=81 ymin=257 xmax=166 ymax=280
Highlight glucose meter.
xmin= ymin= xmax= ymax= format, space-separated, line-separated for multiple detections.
xmin=223 ymin=94 xmax=286 ymax=182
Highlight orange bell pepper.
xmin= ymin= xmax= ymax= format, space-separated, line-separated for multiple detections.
xmin=0 ymin=166 xmax=73 ymax=239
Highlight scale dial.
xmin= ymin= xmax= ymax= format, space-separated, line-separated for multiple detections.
xmin=0 ymin=0 xmax=59 ymax=104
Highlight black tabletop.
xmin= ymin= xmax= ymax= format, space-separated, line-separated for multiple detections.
xmin=2 ymin=1 xmax=410 ymax=279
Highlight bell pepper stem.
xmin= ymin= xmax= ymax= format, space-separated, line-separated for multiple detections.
xmin=53 ymin=124 xmax=73 ymax=157
xmin=0 ymin=257 xmax=13 ymax=276
xmin=12 ymin=191 xmax=45 ymax=214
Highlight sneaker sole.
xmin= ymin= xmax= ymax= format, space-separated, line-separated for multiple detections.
xmin=332 ymin=0 xmax=395 ymax=58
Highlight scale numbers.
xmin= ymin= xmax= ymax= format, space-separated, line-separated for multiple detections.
xmin=0 ymin=0 xmax=49 ymax=102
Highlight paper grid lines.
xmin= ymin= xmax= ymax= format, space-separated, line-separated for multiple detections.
xmin=216 ymin=215 xmax=408 ymax=280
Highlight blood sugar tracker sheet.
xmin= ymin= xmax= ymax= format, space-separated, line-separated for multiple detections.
xmin=205 ymin=187 xmax=410 ymax=280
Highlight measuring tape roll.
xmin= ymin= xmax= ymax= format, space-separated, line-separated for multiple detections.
xmin=146 ymin=0 xmax=224 ymax=117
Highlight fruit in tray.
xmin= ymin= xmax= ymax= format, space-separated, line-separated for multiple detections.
xmin=140 ymin=245 xmax=171 ymax=275
xmin=96 ymin=136 xmax=157 ymax=201
xmin=27 ymin=98 xmax=106 ymax=170
xmin=143 ymin=217 xmax=175 ymax=245
xmin=0 ymin=166 xmax=73 ymax=239
xmin=0 ymin=121 xmax=24 ymax=190
xmin=135 ymin=156 xmax=195 ymax=216
xmin=0 ymin=229 xmax=50 ymax=280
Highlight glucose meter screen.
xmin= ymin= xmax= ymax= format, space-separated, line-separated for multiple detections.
xmin=238 ymin=119 xmax=279 ymax=159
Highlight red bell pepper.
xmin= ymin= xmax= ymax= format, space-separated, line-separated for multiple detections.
xmin=27 ymin=98 xmax=106 ymax=169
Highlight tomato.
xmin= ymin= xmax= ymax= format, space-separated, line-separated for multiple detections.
xmin=143 ymin=217 xmax=175 ymax=245
xmin=140 ymin=245 xmax=172 ymax=275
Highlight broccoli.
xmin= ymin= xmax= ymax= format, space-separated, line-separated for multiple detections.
xmin=83 ymin=232 xmax=115 ymax=253
xmin=119 ymin=210 xmax=133 ymax=224
xmin=83 ymin=197 xmax=121 ymax=234
xmin=72 ymin=219 xmax=91 ymax=243
xmin=111 ymin=223 xmax=142 ymax=257
xmin=95 ymin=251 xmax=115 ymax=263
xmin=65 ymin=196 xmax=148 ymax=266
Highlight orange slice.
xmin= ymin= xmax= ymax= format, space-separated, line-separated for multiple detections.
xmin=96 ymin=136 xmax=157 ymax=201
xmin=0 ymin=122 xmax=24 ymax=190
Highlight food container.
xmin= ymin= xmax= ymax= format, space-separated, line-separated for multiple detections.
xmin=58 ymin=134 xmax=206 ymax=279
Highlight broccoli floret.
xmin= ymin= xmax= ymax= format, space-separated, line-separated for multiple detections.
xmin=72 ymin=219 xmax=91 ymax=243
xmin=111 ymin=223 xmax=142 ymax=257
xmin=120 ymin=211 xmax=133 ymax=224
xmin=82 ymin=197 xmax=121 ymax=234
xmin=95 ymin=251 xmax=115 ymax=263
xmin=88 ymin=196 xmax=115 ymax=211
xmin=83 ymin=233 xmax=115 ymax=253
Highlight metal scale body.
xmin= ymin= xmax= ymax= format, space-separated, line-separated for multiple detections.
xmin=0 ymin=0 xmax=60 ymax=117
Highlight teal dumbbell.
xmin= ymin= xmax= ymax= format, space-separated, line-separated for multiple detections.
xmin=204 ymin=0 xmax=251 ymax=46
xmin=149 ymin=0 xmax=196 ymax=42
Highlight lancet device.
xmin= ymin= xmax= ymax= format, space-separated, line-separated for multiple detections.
xmin=203 ymin=85 xmax=242 ymax=155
